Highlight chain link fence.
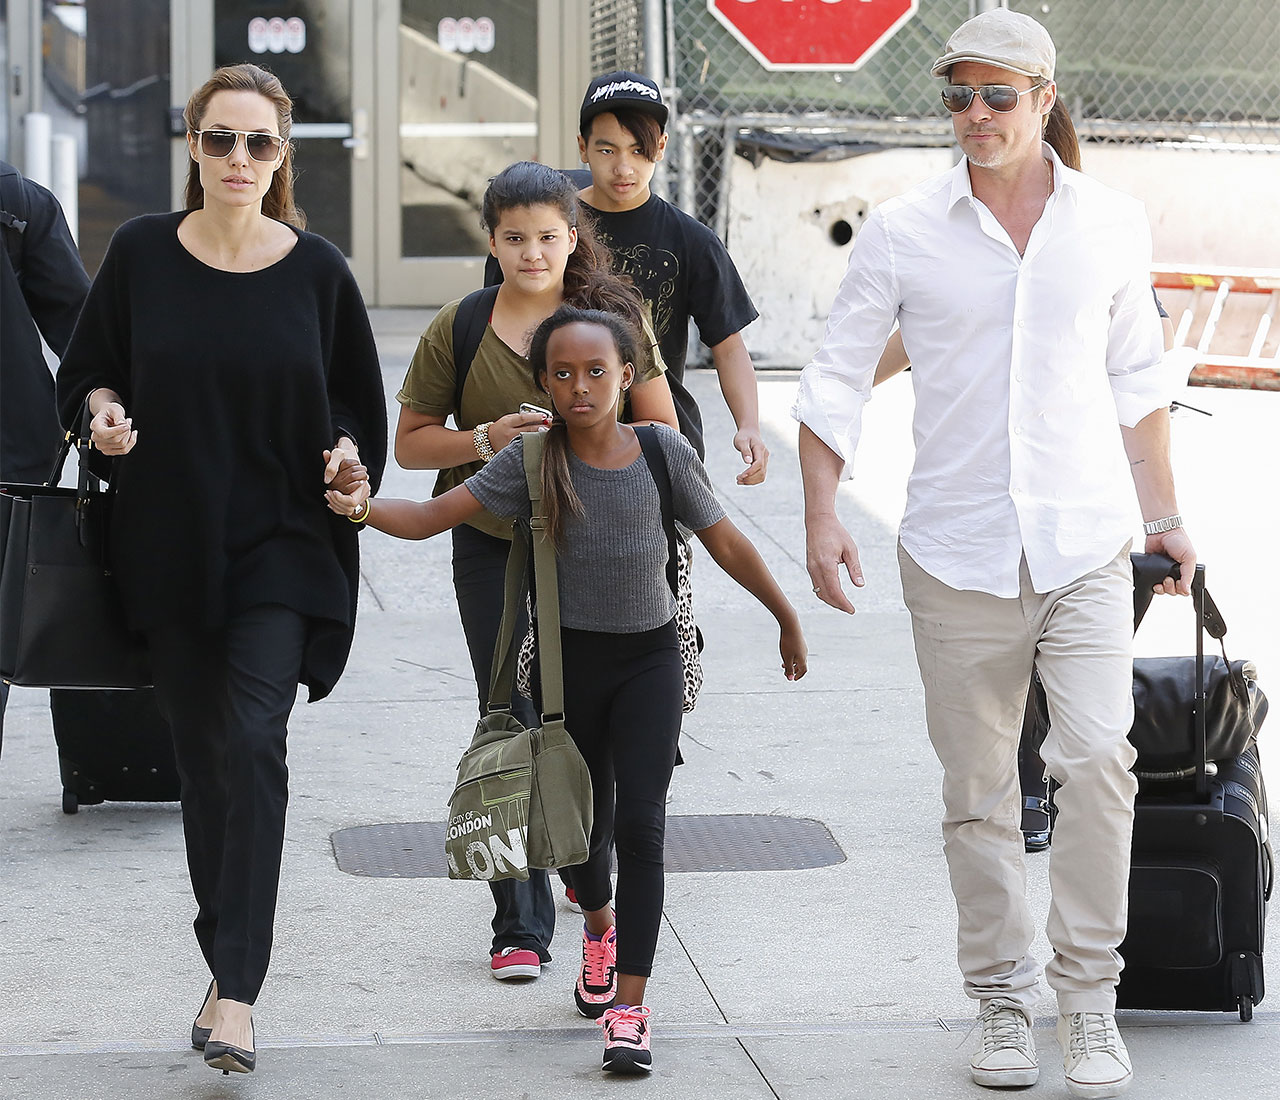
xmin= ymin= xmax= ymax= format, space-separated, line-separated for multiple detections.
xmin=590 ymin=0 xmax=646 ymax=75
xmin=588 ymin=1 xmax=1280 ymax=228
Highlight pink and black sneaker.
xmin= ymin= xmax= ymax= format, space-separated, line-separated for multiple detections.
xmin=599 ymin=1004 xmax=653 ymax=1074
xmin=574 ymin=925 xmax=618 ymax=1019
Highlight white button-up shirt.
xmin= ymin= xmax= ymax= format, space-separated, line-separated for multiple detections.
xmin=793 ymin=144 xmax=1186 ymax=597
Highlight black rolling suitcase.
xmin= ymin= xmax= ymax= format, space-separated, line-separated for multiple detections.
xmin=48 ymin=688 xmax=180 ymax=814
xmin=1116 ymin=558 xmax=1272 ymax=1020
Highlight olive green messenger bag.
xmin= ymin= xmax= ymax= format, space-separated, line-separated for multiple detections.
xmin=445 ymin=432 xmax=592 ymax=882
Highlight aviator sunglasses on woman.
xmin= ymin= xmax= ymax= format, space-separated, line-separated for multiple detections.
xmin=941 ymin=83 xmax=1044 ymax=113
xmin=193 ymin=128 xmax=284 ymax=161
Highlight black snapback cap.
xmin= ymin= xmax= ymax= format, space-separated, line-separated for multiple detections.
xmin=579 ymin=71 xmax=668 ymax=132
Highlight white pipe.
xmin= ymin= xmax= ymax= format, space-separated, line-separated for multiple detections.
xmin=23 ymin=112 xmax=53 ymax=188
xmin=51 ymin=134 xmax=79 ymax=244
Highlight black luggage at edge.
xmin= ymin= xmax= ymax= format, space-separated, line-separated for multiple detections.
xmin=49 ymin=688 xmax=180 ymax=813
xmin=1115 ymin=559 xmax=1271 ymax=1021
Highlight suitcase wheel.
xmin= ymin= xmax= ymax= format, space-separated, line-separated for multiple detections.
xmin=1239 ymin=995 xmax=1254 ymax=1023
xmin=62 ymin=789 xmax=78 ymax=815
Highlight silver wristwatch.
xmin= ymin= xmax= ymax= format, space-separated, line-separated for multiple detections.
xmin=1142 ymin=514 xmax=1183 ymax=535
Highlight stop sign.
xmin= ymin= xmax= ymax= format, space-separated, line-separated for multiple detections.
xmin=708 ymin=0 xmax=918 ymax=71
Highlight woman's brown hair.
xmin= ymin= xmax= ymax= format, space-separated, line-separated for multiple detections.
xmin=183 ymin=63 xmax=305 ymax=228
xmin=527 ymin=306 xmax=644 ymax=548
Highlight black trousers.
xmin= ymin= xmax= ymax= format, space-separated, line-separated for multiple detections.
xmin=451 ymin=524 xmax=556 ymax=960
xmin=541 ymin=621 xmax=683 ymax=979
xmin=147 ymin=603 xmax=307 ymax=1005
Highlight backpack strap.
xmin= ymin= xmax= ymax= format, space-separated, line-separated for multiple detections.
xmin=451 ymin=284 xmax=501 ymax=414
xmin=0 ymin=163 xmax=31 ymax=278
xmin=634 ymin=425 xmax=680 ymax=599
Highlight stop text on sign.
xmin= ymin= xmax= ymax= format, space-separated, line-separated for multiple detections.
xmin=708 ymin=0 xmax=919 ymax=71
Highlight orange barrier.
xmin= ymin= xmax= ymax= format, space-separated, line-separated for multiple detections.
xmin=1152 ymin=265 xmax=1280 ymax=391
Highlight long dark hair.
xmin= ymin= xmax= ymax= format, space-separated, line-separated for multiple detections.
xmin=481 ymin=162 xmax=656 ymax=369
xmin=527 ymin=306 xmax=643 ymax=547
xmin=1044 ymin=97 xmax=1081 ymax=171
xmin=183 ymin=63 xmax=304 ymax=228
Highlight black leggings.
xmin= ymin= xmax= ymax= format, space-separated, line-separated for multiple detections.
xmin=537 ymin=620 xmax=683 ymax=979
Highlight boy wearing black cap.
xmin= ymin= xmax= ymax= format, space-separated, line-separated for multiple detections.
xmin=576 ymin=71 xmax=767 ymax=484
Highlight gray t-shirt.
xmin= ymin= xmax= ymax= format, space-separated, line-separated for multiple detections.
xmin=466 ymin=425 xmax=725 ymax=633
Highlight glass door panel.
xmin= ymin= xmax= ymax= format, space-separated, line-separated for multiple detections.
xmin=42 ymin=0 xmax=172 ymax=275
xmin=214 ymin=1 xmax=353 ymax=253
xmin=377 ymin=0 xmax=540 ymax=305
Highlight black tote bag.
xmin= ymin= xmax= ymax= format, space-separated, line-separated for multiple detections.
xmin=0 ymin=423 xmax=151 ymax=688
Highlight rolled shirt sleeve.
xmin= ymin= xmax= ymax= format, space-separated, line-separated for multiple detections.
xmin=791 ymin=210 xmax=900 ymax=480
xmin=1105 ymin=209 xmax=1188 ymax=426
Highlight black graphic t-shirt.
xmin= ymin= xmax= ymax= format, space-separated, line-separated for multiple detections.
xmin=483 ymin=190 xmax=757 ymax=458
xmin=586 ymin=195 xmax=757 ymax=458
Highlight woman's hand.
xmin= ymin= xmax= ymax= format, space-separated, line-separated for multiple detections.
xmin=487 ymin=410 xmax=550 ymax=452
xmin=324 ymin=486 xmax=365 ymax=517
xmin=89 ymin=401 xmax=137 ymax=455
xmin=324 ymin=438 xmax=370 ymax=509
xmin=779 ymin=621 xmax=809 ymax=681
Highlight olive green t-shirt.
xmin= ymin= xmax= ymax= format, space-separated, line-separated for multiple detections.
xmin=396 ymin=298 xmax=666 ymax=540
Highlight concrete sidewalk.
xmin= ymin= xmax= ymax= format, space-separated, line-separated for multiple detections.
xmin=2 ymin=309 xmax=1276 ymax=1099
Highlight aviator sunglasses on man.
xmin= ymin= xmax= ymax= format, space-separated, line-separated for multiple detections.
xmin=192 ymin=128 xmax=284 ymax=161
xmin=941 ymin=83 xmax=1045 ymax=114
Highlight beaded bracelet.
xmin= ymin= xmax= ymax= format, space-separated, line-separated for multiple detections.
xmin=473 ymin=422 xmax=496 ymax=463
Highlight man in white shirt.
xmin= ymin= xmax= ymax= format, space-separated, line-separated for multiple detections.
xmin=794 ymin=11 xmax=1194 ymax=1099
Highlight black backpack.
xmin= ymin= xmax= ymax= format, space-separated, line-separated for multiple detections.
xmin=449 ymin=284 xmax=501 ymax=413
xmin=0 ymin=162 xmax=31 ymax=279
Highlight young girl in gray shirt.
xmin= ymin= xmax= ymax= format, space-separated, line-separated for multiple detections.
xmin=327 ymin=305 xmax=806 ymax=1076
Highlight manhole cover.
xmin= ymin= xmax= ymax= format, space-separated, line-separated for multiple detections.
xmin=331 ymin=814 xmax=845 ymax=878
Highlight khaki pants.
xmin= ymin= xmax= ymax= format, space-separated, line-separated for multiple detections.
xmin=897 ymin=541 xmax=1137 ymax=1016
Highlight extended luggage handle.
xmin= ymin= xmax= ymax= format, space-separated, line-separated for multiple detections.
xmin=1132 ymin=553 xmax=1246 ymax=707
xmin=1131 ymin=554 xmax=1215 ymax=798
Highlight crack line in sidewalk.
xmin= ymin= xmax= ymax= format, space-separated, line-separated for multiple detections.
xmin=661 ymin=910 xmax=731 ymax=1025
xmin=358 ymin=568 xmax=386 ymax=612
xmin=736 ymin=1037 xmax=783 ymax=1100
xmin=0 ymin=1012 xmax=1269 ymax=1058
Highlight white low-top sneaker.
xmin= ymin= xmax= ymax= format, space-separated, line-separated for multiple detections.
xmin=970 ymin=999 xmax=1039 ymax=1088
xmin=1058 ymin=1012 xmax=1132 ymax=1098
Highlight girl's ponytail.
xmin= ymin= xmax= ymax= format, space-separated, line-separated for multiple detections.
xmin=539 ymin=418 xmax=582 ymax=550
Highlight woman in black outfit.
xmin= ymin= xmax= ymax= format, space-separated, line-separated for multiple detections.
xmin=55 ymin=64 xmax=387 ymax=1076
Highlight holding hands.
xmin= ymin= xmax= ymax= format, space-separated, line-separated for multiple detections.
xmin=323 ymin=436 xmax=369 ymax=516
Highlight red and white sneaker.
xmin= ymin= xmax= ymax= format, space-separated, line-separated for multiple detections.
xmin=599 ymin=1004 xmax=653 ymax=1074
xmin=490 ymin=947 xmax=541 ymax=981
xmin=574 ymin=926 xmax=618 ymax=1018
xmin=564 ymin=887 xmax=583 ymax=914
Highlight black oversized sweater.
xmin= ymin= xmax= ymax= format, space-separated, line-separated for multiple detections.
xmin=55 ymin=211 xmax=387 ymax=700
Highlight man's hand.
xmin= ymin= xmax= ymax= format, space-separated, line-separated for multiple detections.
xmin=805 ymin=512 xmax=864 ymax=614
xmin=733 ymin=426 xmax=769 ymax=485
xmin=1146 ymin=526 xmax=1196 ymax=596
